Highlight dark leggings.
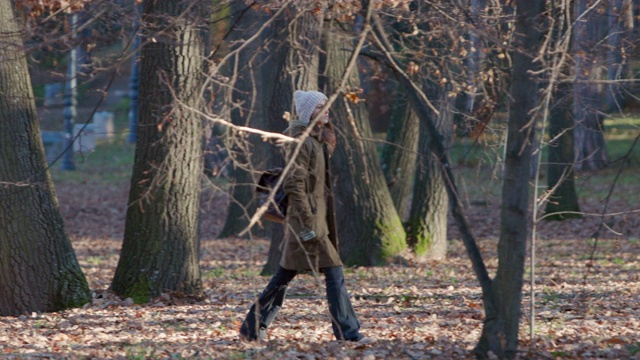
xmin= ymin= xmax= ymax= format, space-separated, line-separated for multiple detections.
xmin=240 ymin=266 xmax=362 ymax=341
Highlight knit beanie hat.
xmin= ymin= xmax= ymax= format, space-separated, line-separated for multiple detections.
xmin=294 ymin=90 xmax=328 ymax=125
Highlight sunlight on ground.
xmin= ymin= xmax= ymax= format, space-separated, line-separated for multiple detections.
xmin=1 ymin=237 xmax=637 ymax=359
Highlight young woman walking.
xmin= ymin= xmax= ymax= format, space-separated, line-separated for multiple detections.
xmin=239 ymin=90 xmax=369 ymax=343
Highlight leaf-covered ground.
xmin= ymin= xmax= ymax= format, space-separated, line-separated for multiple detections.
xmin=1 ymin=177 xmax=639 ymax=359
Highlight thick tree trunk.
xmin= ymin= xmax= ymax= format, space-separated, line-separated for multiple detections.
xmin=111 ymin=0 xmax=206 ymax=303
xmin=545 ymin=82 xmax=582 ymax=220
xmin=262 ymin=4 xmax=324 ymax=275
xmin=475 ymin=1 xmax=544 ymax=358
xmin=0 ymin=0 xmax=91 ymax=316
xmin=392 ymin=2 xmax=452 ymax=260
xmin=324 ymin=19 xmax=406 ymax=266
xmin=381 ymin=89 xmax=419 ymax=221
xmin=370 ymin=10 xmax=493 ymax=354
xmin=406 ymin=90 xmax=452 ymax=260
xmin=378 ymin=14 xmax=420 ymax=222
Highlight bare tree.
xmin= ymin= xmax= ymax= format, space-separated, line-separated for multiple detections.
xmin=217 ymin=2 xmax=270 ymax=239
xmin=376 ymin=2 xmax=462 ymax=260
xmin=323 ymin=3 xmax=407 ymax=265
xmin=370 ymin=0 xmax=545 ymax=356
xmin=474 ymin=1 xmax=545 ymax=357
xmin=377 ymin=4 xmax=421 ymax=222
xmin=544 ymin=0 xmax=581 ymax=220
xmin=380 ymin=89 xmax=418 ymax=221
xmin=407 ymin=86 xmax=453 ymax=260
xmin=111 ymin=0 xmax=208 ymax=303
xmin=0 ymin=0 xmax=91 ymax=316
xmin=545 ymin=82 xmax=582 ymax=220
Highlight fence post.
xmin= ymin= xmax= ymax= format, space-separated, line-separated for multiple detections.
xmin=127 ymin=12 xmax=141 ymax=144
xmin=61 ymin=13 xmax=78 ymax=171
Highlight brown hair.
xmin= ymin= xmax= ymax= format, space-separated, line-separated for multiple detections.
xmin=320 ymin=122 xmax=336 ymax=156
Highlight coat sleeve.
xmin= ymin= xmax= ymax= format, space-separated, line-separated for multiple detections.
xmin=283 ymin=138 xmax=314 ymax=231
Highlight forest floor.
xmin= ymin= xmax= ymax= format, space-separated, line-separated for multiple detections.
xmin=12 ymin=36 xmax=639 ymax=358
xmin=0 ymin=168 xmax=638 ymax=359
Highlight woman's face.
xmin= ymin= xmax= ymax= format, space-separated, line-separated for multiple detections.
xmin=311 ymin=100 xmax=329 ymax=125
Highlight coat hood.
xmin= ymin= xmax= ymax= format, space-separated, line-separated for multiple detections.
xmin=284 ymin=120 xmax=307 ymax=137
xmin=284 ymin=120 xmax=322 ymax=140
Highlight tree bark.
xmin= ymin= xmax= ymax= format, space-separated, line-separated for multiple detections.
xmin=387 ymin=2 xmax=451 ymax=261
xmin=545 ymin=81 xmax=582 ymax=220
xmin=475 ymin=1 xmax=544 ymax=358
xmin=0 ymin=0 xmax=91 ymax=316
xmin=406 ymin=88 xmax=452 ymax=260
xmin=323 ymin=16 xmax=406 ymax=266
xmin=375 ymin=11 xmax=419 ymax=221
xmin=381 ymin=89 xmax=419 ymax=221
xmin=465 ymin=0 xmax=488 ymax=114
xmin=111 ymin=0 xmax=207 ymax=303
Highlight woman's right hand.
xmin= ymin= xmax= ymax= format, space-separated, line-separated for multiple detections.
xmin=299 ymin=228 xmax=317 ymax=241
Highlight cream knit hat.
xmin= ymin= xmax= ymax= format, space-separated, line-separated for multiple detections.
xmin=293 ymin=90 xmax=328 ymax=125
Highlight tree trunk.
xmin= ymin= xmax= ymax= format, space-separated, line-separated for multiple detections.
xmin=396 ymin=2 xmax=452 ymax=261
xmin=572 ymin=0 xmax=607 ymax=171
xmin=262 ymin=4 xmax=324 ymax=275
xmin=605 ymin=0 xmax=624 ymax=111
xmin=217 ymin=4 xmax=267 ymax=239
xmin=323 ymin=18 xmax=406 ymax=266
xmin=377 ymin=13 xmax=420 ymax=222
xmin=475 ymin=1 xmax=544 ymax=358
xmin=111 ymin=0 xmax=207 ymax=303
xmin=605 ymin=0 xmax=633 ymax=111
xmin=465 ymin=0 xmax=488 ymax=114
xmin=406 ymin=88 xmax=452 ymax=260
xmin=545 ymin=81 xmax=582 ymax=220
xmin=0 ymin=0 xmax=91 ymax=316
xmin=380 ymin=89 xmax=419 ymax=221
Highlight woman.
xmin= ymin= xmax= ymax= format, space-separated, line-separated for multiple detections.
xmin=239 ymin=90 xmax=368 ymax=343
